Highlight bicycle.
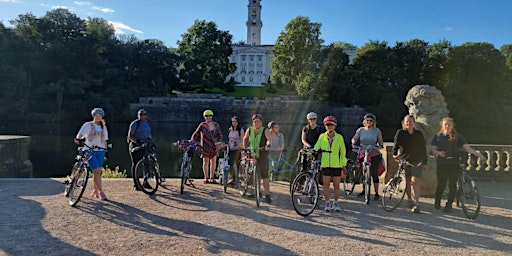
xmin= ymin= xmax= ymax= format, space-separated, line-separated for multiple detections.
xmin=381 ymin=158 xmax=413 ymax=211
xmin=268 ymin=148 xmax=301 ymax=183
xmin=237 ymin=147 xmax=265 ymax=207
xmin=350 ymin=145 xmax=381 ymax=204
xmin=290 ymin=149 xmax=330 ymax=216
xmin=454 ymin=156 xmax=481 ymax=220
xmin=64 ymin=142 xmax=108 ymax=207
xmin=173 ymin=140 xmax=201 ymax=194
xmin=342 ymin=158 xmax=360 ymax=196
xmin=288 ymin=147 xmax=316 ymax=193
xmin=215 ymin=143 xmax=231 ymax=193
xmin=132 ymin=140 xmax=163 ymax=195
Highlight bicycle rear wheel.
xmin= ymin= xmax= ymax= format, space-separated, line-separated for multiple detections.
xmin=64 ymin=162 xmax=80 ymax=197
xmin=237 ymin=162 xmax=248 ymax=196
xmin=254 ymin=167 xmax=261 ymax=207
xmin=291 ymin=172 xmax=319 ymax=216
xmin=68 ymin=166 xmax=89 ymax=207
xmin=458 ymin=174 xmax=481 ymax=220
xmin=180 ymin=160 xmax=190 ymax=194
xmin=222 ymin=165 xmax=229 ymax=193
xmin=381 ymin=173 xmax=406 ymax=211
xmin=134 ymin=159 xmax=159 ymax=195
xmin=364 ymin=167 xmax=371 ymax=204
xmin=343 ymin=165 xmax=358 ymax=196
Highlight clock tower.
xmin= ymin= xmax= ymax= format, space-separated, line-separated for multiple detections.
xmin=246 ymin=0 xmax=262 ymax=45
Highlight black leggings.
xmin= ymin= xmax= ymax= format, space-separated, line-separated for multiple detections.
xmin=435 ymin=159 xmax=460 ymax=204
xmin=359 ymin=155 xmax=381 ymax=184
xmin=129 ymin=143 xmax=144 ymax=186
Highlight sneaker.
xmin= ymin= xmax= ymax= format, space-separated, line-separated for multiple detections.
xmin=324 ymin=201 xmax=331 ymax=212
xmin=98 ymin=191 xmax=107 ymax=201
xmin=412 ymin=205 xmax=421 ymax=213
xmin=374 ymin=194 xmax=380 ymax=201
xmin=434 ymin=201 xmax=441 ymax=209
xmin=333 ymin=202 xmax=341 ymax=212
xmin=443 ymin=203 xmax=452 ymax=213
xmin=265 ymin=195 xmax=272 ymax=204
xmin=408 ymin=200 xmax=415 ymax=208
xmin=357 ymin=192 xmax=365 ymax=198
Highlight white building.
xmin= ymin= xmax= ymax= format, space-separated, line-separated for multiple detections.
xmin=226 ymin=0 xmax=356 ymax=86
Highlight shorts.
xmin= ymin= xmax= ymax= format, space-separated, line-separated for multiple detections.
xmin=88 ymin=150 xmax=106 ymax=170
xmin=321 ymin=167 xmax=342 ymax=177
xmin=256 ymin=153 xmax=269 ymax=179
xmin=405 ymin=165 xmax=423 ymax=178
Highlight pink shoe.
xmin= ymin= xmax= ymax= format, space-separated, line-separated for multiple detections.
xmin=98 ymin=191 xmax=107 ymax=201
xmin=91 ymin=190 xmax=100 ymax=198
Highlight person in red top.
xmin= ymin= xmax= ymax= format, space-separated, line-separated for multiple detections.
xmin=191 ymin=109 xmax=223 ymax=184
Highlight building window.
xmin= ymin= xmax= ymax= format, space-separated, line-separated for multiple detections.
xmin=241 ymin=55 xmax=246 ymax=61
xmin=249 ymin=55 xmax=254 ymax=62
xmin=231 ymin=56 xmax=236 ymax=62
xmin=241 ymin=64 xmax=247 ymax=73
xmin=241 ymin=76 xmax=246 ymax=82
xmin=250 ymin=76 xmax=254 ymax=82
xmin=257 ymin=55 xmax=263 ymax=62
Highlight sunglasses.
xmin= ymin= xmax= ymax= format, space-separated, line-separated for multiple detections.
xmin=325 ymin=123 xmax=336 ymax=127
xmin=204 ymin=115 xmax=213 ymax=117
xmin=365 ymin=119 xmax=374 ymax=122
xmin=139 ymin=113 xmax=147 ymax=116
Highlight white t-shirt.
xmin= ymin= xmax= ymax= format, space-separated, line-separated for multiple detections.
xmin=77 ymin=121 xmax=109 ymax=149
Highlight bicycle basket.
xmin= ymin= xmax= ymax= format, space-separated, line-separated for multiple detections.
xmin=178 ymin=140 xmax=200 ymax=153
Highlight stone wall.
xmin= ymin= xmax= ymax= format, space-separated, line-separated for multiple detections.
xmin=0 ymin=136 xmax=33 ymax=178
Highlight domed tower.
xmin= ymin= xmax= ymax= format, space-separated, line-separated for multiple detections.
xmin=246 ymin=0 xmax=262 ymax=45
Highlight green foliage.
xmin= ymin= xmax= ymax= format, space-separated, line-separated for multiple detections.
xmin=102 ymin=166 xmax=128 ymax=178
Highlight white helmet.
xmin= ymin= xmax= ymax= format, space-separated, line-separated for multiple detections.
xmin=306 ymin=112 xmax=317 ymax=119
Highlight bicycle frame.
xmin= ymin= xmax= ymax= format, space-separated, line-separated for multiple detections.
xmin=238 ymin=147 xmax=263 ymax=206
xmin=132 ymin=140 xmax=162 ymax=195
xmin=174 ymin=140 xmax=200 ymax=194
xmin=216 ymin=143 xmax=231 ymax=192
xmin=455 ymin=159 xmax=481 ymax=220
xmin=268 ymin=149 xmax=298 ymax=181
xmin=381 ymin=159 xmax=411 ymax=211
xmin=290 ymin=149 xmax=326 ymax=216
xmin=352 ymin=145 xmax=380 ymax=204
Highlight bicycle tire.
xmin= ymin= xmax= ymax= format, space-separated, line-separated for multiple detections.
xmin=364 ymin=166 xmax=371 ymax=204
xmin=381 ymin=173 xmax=406 ymax=211
xmin=254 ymin=166 xmax=260 ymax=207
xmin=288 ymin=160 xmax=303 ymax=193
xmin=237 ymin=161 xmax=248 ymax=196
xmin=179 ymin=158 xmax=189 ymax=194
xmin=343 ymin=165 xmax=358 ymax=196
xmin=64 ymin=162 xmax=80 ymax=197
xmin=222 ymin=165 xmax=229 ymax=193
xmin=68 ymin=166 xmax=89 ymax=207
xmin=458 ymin=174 xmax=481 ymax=220
xmin=291 ymin=172 xmax=319 ymax=216
xmin=134 ymin=159 xmax=159 ymax=195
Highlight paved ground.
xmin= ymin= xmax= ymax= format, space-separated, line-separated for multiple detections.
xmin=0 ymin=178 xmax=511 ymax=256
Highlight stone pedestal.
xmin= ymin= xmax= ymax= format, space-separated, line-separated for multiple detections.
xmin=0 ymin=135 xmax=33 ymax=178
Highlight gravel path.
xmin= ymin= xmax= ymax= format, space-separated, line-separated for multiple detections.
xmin=0 ymin=178 xmax=511 ymax=256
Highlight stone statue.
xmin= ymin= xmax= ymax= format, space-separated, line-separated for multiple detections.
xmin=404 ymin=85 xmax=449 ymax=195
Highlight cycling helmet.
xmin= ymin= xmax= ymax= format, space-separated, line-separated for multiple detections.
xmin=267 ymin=121 xmax=278 ymax=129
xmin=323 ymin=115 xmax=337 ymax=125
xmin=91 ymin=108 xmax=105 ymax=118
xmin=203 ymin=109 xmax=214 ymax=116
xmin=363 ymin=113 xmax=376 ymax=121
xmin=306 ymin=112 xmax=317 ymax=119
xmin=252 ymin=114 xmax=263 ymax=121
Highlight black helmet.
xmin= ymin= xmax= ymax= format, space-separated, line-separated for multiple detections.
xmin=363 ymin=113 xmax=376 ymax=121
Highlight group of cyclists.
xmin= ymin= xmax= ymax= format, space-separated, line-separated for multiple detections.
xmin=74 ymin=107 xmax=486 ymax=215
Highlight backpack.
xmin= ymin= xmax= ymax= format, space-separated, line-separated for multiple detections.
xmin=127 ymin=120 xmax=140 ymax=143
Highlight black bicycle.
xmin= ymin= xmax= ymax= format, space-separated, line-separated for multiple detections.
xmin=64 ymin=142 xmax=108 ymax=207
xmin=132 ymin=140 xmax=163 ymax=195
xmin=381 ymin=159 xmax=412 ymax=211
xmin=174 ymin=140 xmax=201 ymax=194
xmin=237 ymin=147 xmax=264 ymax=207
xmin=455 ymin=156 xmax=481 ymax=220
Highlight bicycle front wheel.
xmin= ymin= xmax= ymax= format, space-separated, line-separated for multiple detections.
xmin=291 ymin=172 xmax=319 ymax=216
xmin=459 ymin=174 xmax=481 ymax=220
xmin=68 ymin=166 xmax=89 ymax=207
xmin=254 ymin=167 xmax=261 ymax=207
xmin=222 ymin=164 xmax=229 ymax=193
xmin=381 ymin=173 xmax=406 ymax=211
xmin=343 ymin=166 xmax=358 ymax=196
xmin=364 ymin=167 xmax=371 ymax=205
xmin=135 ymin=159 xmax=159 ymax=195
xmin=237 ymin=162 xmax=248 ymax=196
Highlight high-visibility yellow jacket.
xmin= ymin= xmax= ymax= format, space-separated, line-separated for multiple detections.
xmin=313 ymin=131 xmax=348 ymax=168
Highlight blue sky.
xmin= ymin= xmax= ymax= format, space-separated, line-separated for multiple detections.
xmin=1 ymin=0 xmax=511 ymax=49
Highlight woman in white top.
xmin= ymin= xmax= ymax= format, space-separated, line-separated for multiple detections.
xmin=74 ymin=108 xmax=109 ymax=201
xmin=268 ymin=121 xmax=285 ymax=173
xmin=227 ymin=116 xmax=245 ymax=184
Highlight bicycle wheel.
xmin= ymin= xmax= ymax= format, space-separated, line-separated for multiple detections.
xmin=68 ymin=166 xmax=89 ymax=207
xmin=458 ymin=174 xmax=481 ymax=220
xmin=134 ymin=159 xmax=159 ymax=195
xmin=291 ymin=172 xmax=319 ymax=216
xmin=180 ymin=158 xmax=190 ymax=194
xmin=238 ymin=162 xmax=248 ymax=196
xmin=222 ymin=164 xmax=229 ymax=193
xmin=64 ymin=162 xmax=80 ymax=197
xmin=254 ymin=166 xmax=261 ymax=207
xmin=343 ymin=166 xmax=358 ymax=196
xmin=363 ymin=166 xmax=371 ymax=204
xmin=381 ymin=173 xmax=406 ymax=211
xmin=288 ymin=160 xmax=302 ymax=193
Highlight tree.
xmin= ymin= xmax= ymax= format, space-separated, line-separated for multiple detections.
xmin=177 ymin=20 xmax=235 ymax=91
xmin=500 ymin=44 xmax=512 ymax=71
xmin=270 ymin=16 xmax=323 ymax=95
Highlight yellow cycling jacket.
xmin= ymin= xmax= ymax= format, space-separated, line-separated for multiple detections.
xmin=313 ymin=131 xmax=348 ymax=168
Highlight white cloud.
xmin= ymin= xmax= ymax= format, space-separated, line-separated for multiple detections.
xmin=109 ymin=21 xmax=143 ymax=35
xmin=92 ymin=6 xmax=114 ymax=13
xmin=73 ymin=1 xmax=91 ymax=6
xmin=0 ymin=0 xmax=20 ymax=3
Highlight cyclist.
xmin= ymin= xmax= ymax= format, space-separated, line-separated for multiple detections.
xmin=351 ymin=113 xmax=384 ymax=201
xmin=227 ymin=116 xmax=245 ymax=185
xmin=267 ymin=121 xmax=284 ymax=175
xmin=314 ymin=115 xmax=348 ymax=212
xmin=128 ymin=109 xmax=155 ymax=190
xmin=191 ymin=109 xmax=223 ymax=184
xmin=74 ymin=107 xmax=109 ymax=201
xmin=392 ymin=114 xmax=427 ymax=213
xmin=300 ymin=112 xmax=325 ymax=173
xmin=242 ymin=114 xmax=272 ymax=203
xmin=431 ymin=117 xmax=486 ymax=213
